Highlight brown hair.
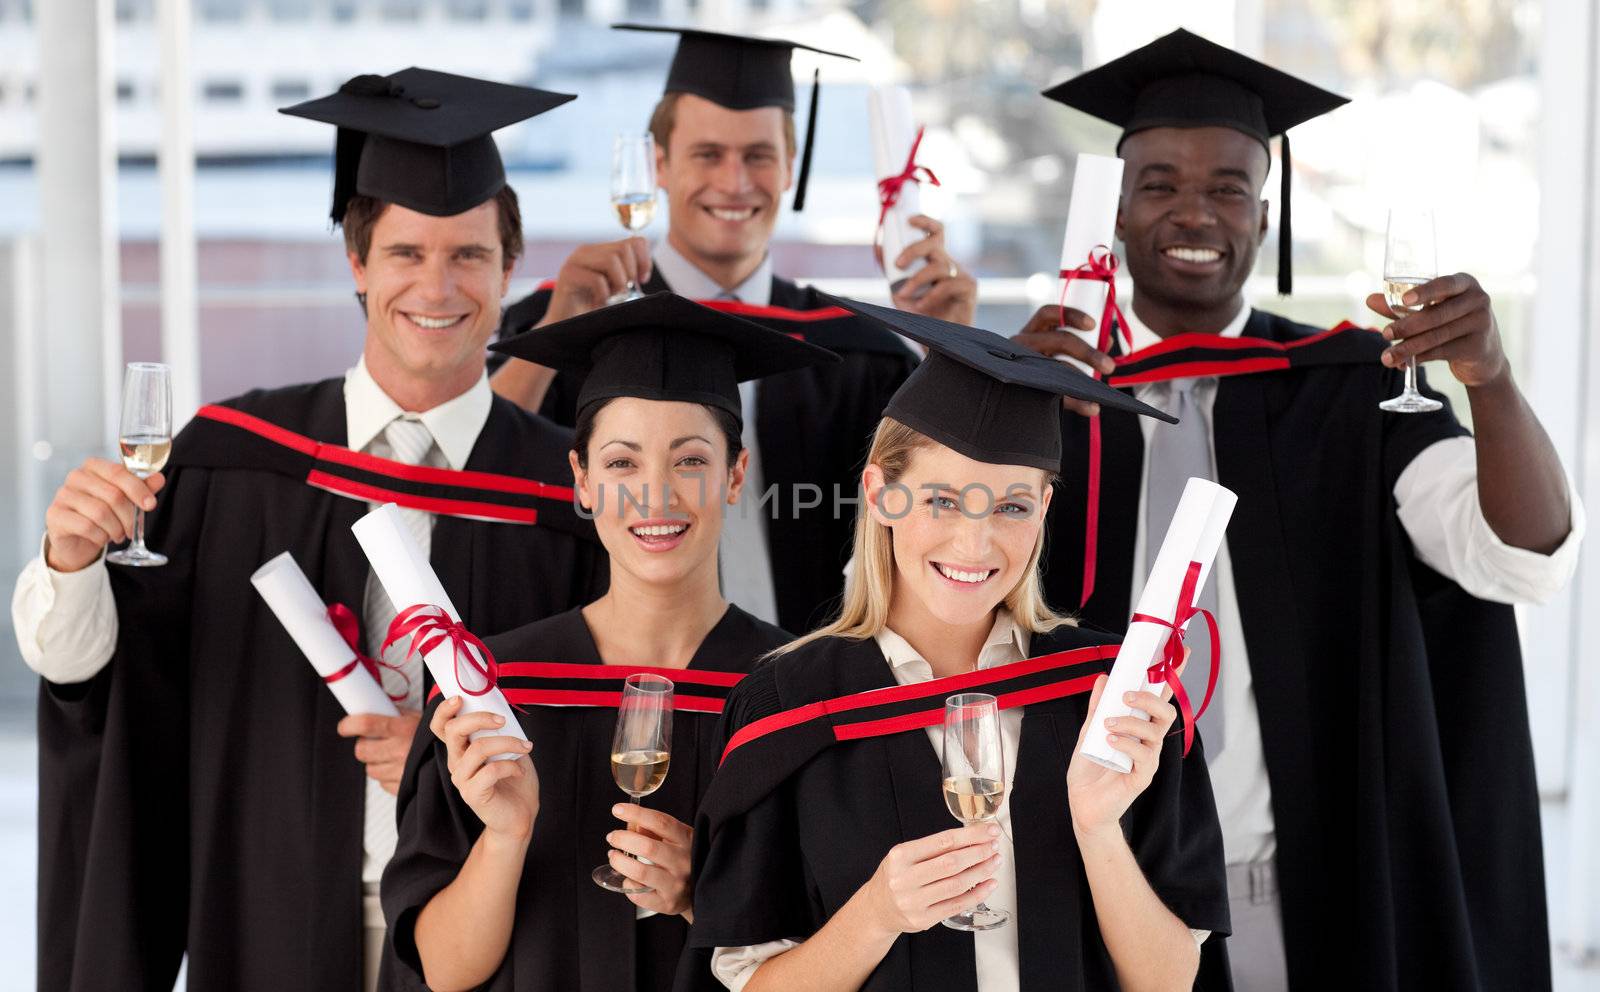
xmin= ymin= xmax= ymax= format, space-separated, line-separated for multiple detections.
xmin=340 ymin=185 xmax=525 ymax=265
xmin=648 ymin=91 xmax=797 ymax=158
xmin=773 ymin=418 xmax=1073 ymax=657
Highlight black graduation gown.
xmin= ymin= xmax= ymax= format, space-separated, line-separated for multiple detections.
xmin=381 ymin=604 xmax=791 ymax=992
xmin=1041 ymin=310 xmax=1549 ymax=991
xmin=681 ymin=625 xmax=1231 ymax=992
xmin=35 ymin=378 xmax=608 ymax=992
xmin=496 ymin=270 xmax=919 ymax=633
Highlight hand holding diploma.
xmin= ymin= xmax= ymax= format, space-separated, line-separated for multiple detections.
xmin=1010 ymin=153 xmax=1126 ymax=412
xmin=1067 ymin=674 xmax=1179 ymax=837
xmin=430 ymin=696 xmax=538 ymax=841
xmin=338 ymin=710 xmax=422 ymax=796
xmin=352 ymin=503 xmax=528 ymax=759
xmin=1080 ymin=477 xmax=1237 ymax=773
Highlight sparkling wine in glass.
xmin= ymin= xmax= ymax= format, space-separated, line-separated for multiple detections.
xmin=940 ymin=692 xmax=1010 ymax=931
xmin=593 ymin=673 xmax=673 ymax=894
xmin=107 ymin=362 xmax=172 ymax=567
xmin=611 ymin=132 xmax=657 ymax=301
xmin=1378 ymin=207 xmax=1444 ymax=414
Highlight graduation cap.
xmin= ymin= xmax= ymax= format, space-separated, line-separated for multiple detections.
xmin=1043 ymin=28 xmax=1348 ymax=294
xmin=817 ymin=294 xmax=1174 ymax=473
xmin=280 ymin=68 xmax=575 ymax=224
xmin=613 ymin=23 xmax=858 ymax=211
xmin=488 ymin=292 xmax=838 ymax=426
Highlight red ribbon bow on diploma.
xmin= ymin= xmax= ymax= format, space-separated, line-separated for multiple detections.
xmin=1129 ymin=560 xmax=1220 ymax=757
xmin=323 ymin=602 xmax=409 ymax=703
xmin=382 ymin=604 xmax=503 ymax=699
xmin=1058 ymin=246 xmax=1133 ymax=607
xmin=876 ymin=126 xmax=941 ymax=260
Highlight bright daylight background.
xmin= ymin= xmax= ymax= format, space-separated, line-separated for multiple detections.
xmin=0 ymin=0 xmax=1597 ymax=987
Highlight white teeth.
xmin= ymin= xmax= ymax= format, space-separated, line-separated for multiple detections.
xmin=1163 ymin=247 xmax=1222 ymax=264
xmin=630 ymin=524 xmax=688 ymax=537
xmin=937 ymin=564 xmax=992 ymax=584
xmin=708 ymin=207 xmax=756 ymax=221
xmin=407 ymin=314 xmax=463 ymax=329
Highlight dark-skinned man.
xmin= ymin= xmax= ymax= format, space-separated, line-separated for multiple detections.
xmin=1018 ymin=30 xmax=1581 ymax=992
xmin=492 ymin=25 xmax=977 ymax=634
xmin=13 ymin=70 xmax=606 ymax=992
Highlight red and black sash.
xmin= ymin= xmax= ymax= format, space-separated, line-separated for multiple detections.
xmin=1070 ymin=320 xmax=1382 ymax=604
xmin=425 ymin=663 xmax=745 ymax=714
xmin=529 ymin=280 xmax=912 ymax=359
xmin=176 ymin=404 xmax=576 ymax=526
xmin=695 ymin=642 xmax=1119 ymax=830
xmin=1108 ymin=321 xmax=1380 ymax=388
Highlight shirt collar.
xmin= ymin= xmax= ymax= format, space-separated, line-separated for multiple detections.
xmin=343 ymin=357 xmax=492 ymax=470
xmin=876 ymin=611 xmax=1031 ymax=686
xmin=652 ymin=236 xmax=773 ymax=306
xmin=1122 ymin=299 xmax=1253 ymax=354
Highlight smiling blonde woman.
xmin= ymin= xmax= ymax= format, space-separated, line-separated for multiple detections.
xmin=684 ymin=299 xmax=1231 ymax=992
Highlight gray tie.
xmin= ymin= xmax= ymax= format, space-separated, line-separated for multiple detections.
xmin=713 ymin=290 xmax=782 ymax=624
xmin=1143 ymin=378 xmax=1224 ymax=758
xmin=358 ymin=415 xmax=436 ymax=881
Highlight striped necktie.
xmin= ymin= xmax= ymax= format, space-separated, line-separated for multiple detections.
xmin=359 ymin=415 xmax=436 ymax=882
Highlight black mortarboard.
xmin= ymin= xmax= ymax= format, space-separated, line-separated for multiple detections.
xmin=818 ymin=294 xmax=1174 ymax=473
xmin=488 ymin=292 xmax=838 ymax=426
xmin=613 ymin=23 xmax=857 ymax=211
xmin=1042 ymin=29 xmax=1348 ymax=294
xmin=280 ymin=68 xmax=575 ymax=224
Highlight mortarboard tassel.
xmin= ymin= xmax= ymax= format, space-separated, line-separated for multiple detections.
xmin=1277 ymin=130 xmax=1292 ymax=295
xmin=330 ymin=127 xmax=367 ymax=226
xmin=793 ymin=68 xmax=820 ymax=212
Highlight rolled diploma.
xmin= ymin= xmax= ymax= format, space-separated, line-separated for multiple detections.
xmin=351 ymin=503 xmax=527 ymax=757
xmin=869 ymin=84 xmax=927 ymax=291
xmin=1080 ymin=477 xmax=1237 ymax=773
xmin=251 ymin=551 xmax=399 ymax=717
xmin=1056 ymin=153 xmax=1125 ymax=373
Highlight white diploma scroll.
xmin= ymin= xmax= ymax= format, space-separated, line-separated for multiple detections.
xmin=1080 ymin=477 xmax=1237 ymax=773
xmin=869 ymin=84 xmax=928 ymax=292
xmin=351 ymin=503 xmax=527 ymax=756
xmin=251 ymin=551 xmax=400 ymax=717
xmin=1056 ymin=153 xmax=1125 ymax=372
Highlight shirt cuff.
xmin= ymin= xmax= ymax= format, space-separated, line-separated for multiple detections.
xmin=11 ymin=533 xmax=117 ymax=683
xmin=1395 ymin=436 xmax=1586 ymax=605
xmin=711 ymin=939 xmax=800 ymax=992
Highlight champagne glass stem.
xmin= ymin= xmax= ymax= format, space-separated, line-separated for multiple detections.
xmin=1404 ymin=356 xmax=1420 ymax=394
xmin=130 ymin=506 xmax=148 ymax=555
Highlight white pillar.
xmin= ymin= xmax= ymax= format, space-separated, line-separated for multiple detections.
xmin=35 ymin=0 xmax=121 ymax=467
xmin=159 ymin=0 xmax=201 ymax=426
xmin=1532 ymin=0 xmax=1600 ymax=964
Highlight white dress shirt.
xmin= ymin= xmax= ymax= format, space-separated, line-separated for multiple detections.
xmin=12 ymin=358 xmax=493 ymax=883
xmin=1120 ymin=303 xmax=1586 ymax=865
xmin=652 ymin=239 xmax=782 ymax=626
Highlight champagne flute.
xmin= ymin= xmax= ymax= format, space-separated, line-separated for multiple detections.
xmin=611 ymin=132 xmax=657 ymax=301
xmin=106 ymin=362 xmax=172 ymax=567
xmin=593 ymin=673 xmax=674 ymax=893
xmin=940 ymin=692 xmax=1010 ymax=931
xmin=1378 ymin=206 xmax=1444 ymax=413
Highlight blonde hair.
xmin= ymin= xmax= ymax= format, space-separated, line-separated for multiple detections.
xmin=775 ymin=418 xmax=1074 ymax=656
